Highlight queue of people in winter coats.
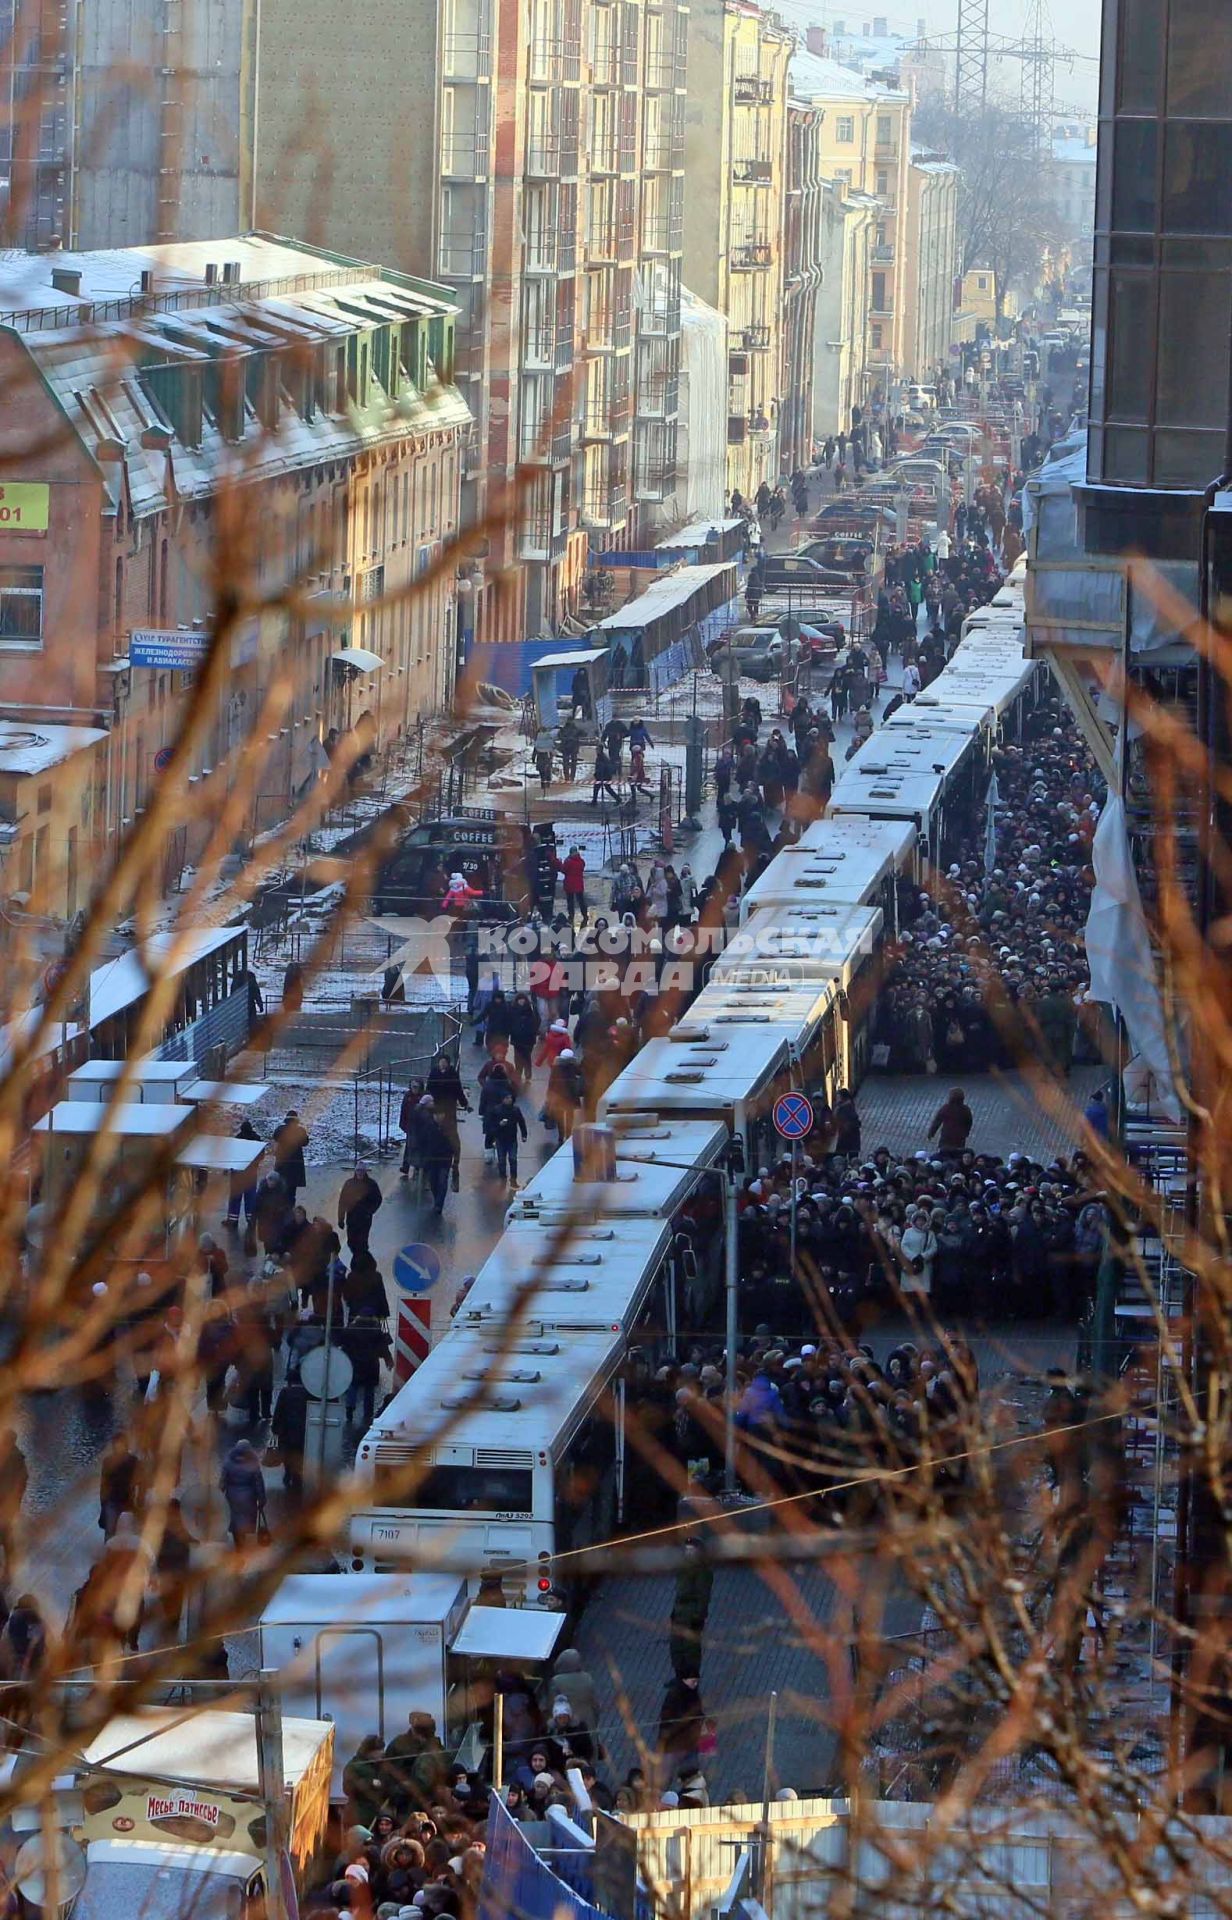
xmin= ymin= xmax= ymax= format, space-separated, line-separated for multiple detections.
xmin=872 ymin=705 xmax=1103 ymax=1075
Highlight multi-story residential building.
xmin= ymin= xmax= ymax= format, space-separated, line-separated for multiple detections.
xmin=790 ymin=48 xmax=912 ymax=391
xmin=254 ymin=0 xmax=686 ymax=645
xmin=0 ymin=235 xmax=467 ymax=913
xmin=901 ymin=147 xmax=959 ymax=381
xmin=0 ymin=0 xmax=253 ymax=251
xmin=1050 ymin=126 xmax=1098 ymax=257
xmin=684 ymin=0 xmax=792 ymax=500
xmin=812 ymin=176 xmax=879 ymax=439
xmin=781 ymin=96 xmax=826 ymax=473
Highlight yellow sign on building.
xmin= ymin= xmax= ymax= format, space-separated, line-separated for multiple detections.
xmin=0 ymin=483 xmax=50 ymax=532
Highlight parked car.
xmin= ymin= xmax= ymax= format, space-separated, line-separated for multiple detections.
xmin=760 ymin=552 xmax=856 ymax=592
xmin=796 ymin=535 xmax=872 ymax=575
xmin=811 ymin=500 xmax=896 ymax=533
xmin=710 ymin=630 xmax=807 ymax=682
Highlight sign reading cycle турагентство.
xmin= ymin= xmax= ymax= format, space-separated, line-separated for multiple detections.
xmin=0 ymin=484 xmax=49 ymax=533
xmin=130 ymin=629 xmax=211 ymax=671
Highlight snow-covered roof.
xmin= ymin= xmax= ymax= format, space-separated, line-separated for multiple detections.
xmin=0 ymin=723 xmax=106 ymax=777
xmin=593 ymin=563 xmax=736 ymax=633
xmin=0 ymin=233 xmax=469 ymax=523
xmin=0 ymin=234 xmax=454 ymax=316
xmin=1053 ymin=135 xmax=1097 ymax=166
xmin=88 ymin=924 xmax=247 ymax=1028
xmin=789 ymin=46 xmax=907 ymax=102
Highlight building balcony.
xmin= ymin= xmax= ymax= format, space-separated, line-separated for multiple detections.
xmin=520 ymin=518 xmax=570 ymax=561
xmin=733 ymin=74 xmax=774 ymax=105
xmin=640 ymin=293 xmax=681 ymax=337
xmin=643 ymin=138 xmax=679 ymax=173
xmin=732 ymin=239 xmax=773 ymax=271
xmin=525 ymin=135 xmax=560 ymax=177
xmin=440 ymin=133 xmax=490 ymax=179
xmin=733 ymin=156 xmax=773 ymax=184
xmin=587 ymin=218 xmax=636 ymax=263
xmin=438 ymin=230 xmax=487 ymax=279
xmin=640 ymin=213 xmax=683 ymax=256
xmin=527 ymin=46 xmax=562 ymax=85
xmin=518 ymin=421 xmax=573 ymax=464
xmin=442 ymin=32 xmax=492 ymax=80
xmin=590 ymin=143 xmax=638 ymax=178
xmin=635 ymin=463 xmax=676 ymax=502
xmin=525 ymin=233 xmax=578 ymax=275
xmin=583 ymin=397 xmax=632 ymax=440
xmin=589 ymin=313 xmax=633 ymax=354
xmin=636 ymin=373 xmax=680 ymax=418
xmin=869 ymin=300 xmax=894 ymax=319
xmin=644 ymin=53 xmax=682 ymax=89
xmin=872 ymin=242 xmax=895 ymax=262
xmin=581 ymin=483 xmax=629 ymax=529
xmin=741 ymin=323 xmax=771 ymax=351
xmin=874 ymin=140 xmax=898 ymax=159
xmin=523 ymin=327 xmax=563 ymax=370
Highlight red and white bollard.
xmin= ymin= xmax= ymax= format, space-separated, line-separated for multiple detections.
xmin=394 ymin=1296 xmax=431 ymax=1382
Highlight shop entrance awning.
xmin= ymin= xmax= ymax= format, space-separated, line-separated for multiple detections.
xmin=330 ymin=646 xmax=384 ymax=674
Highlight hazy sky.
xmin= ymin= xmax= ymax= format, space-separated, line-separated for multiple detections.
xmin=825 ymin=0 xmax=1103 ymax=107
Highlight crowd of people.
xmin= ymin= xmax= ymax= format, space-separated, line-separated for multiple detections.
xmin=872 ymin=707 xmax=1103 ymax=1073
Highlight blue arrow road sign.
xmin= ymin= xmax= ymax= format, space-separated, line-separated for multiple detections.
xmin=772 ymin=1092 xmax=814 ymax=1141
xmin=393 ymin=1243 xmax=443 ymax=1293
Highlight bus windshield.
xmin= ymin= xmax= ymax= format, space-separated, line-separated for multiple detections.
xmin=373 ymin=1462 xmax=533 ymax=1513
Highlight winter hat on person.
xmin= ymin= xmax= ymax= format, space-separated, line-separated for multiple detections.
xmin=559 ymin=1048 xmax=575 ymax=1059
xmin=533 ymin=1772 xmax=555 ymax=1791
xmin=449 ymin=872 xmax=466 ymax=888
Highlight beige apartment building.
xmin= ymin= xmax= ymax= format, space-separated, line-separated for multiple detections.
xmin=254 ymin=0 xmax=687 ymax=645
xmin=812 ymin=176 xmax=879 ymax=439
xmin=791 ymin=50 xmax=910 ymax=392
xmin=684 ymin=0 xmax=793 ymax=499
xmin=781 ymin=95 xmax=827 ymax=472
xmin=901 ymin=148 xmax=960 ymax=381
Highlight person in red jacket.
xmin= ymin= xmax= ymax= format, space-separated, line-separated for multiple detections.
xmin=535 ymin=1019 xmax=573 ymax=1068
xmin=562 ymin=846 xmax=587 ymax=925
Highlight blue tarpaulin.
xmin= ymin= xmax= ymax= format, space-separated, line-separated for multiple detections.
xmin=465 ymin=638 xmax=589 ymax=699
xmin=479 ymin=1798 xmax=612 ymax=1920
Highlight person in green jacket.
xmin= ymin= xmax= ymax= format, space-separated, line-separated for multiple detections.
xmin=342 ymin=1735 xmax=387 ymax=1828
xmin=669 ymin=1540 xmax=715 ymax=1677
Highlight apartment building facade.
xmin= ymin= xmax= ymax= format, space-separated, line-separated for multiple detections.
xmin=781 ymin=96 xmax=826 ymax=473
xmin=791 ymin=49 xmax=911 ymax=390
xmin=0 ymin=0 xmax=255 ymax=252
xmin=684 ymin=0 xmax=792 ymax=499
xmin=901 ymin=148 xmax=959 ymax=381
xmin=812 ymin=176 xmax=879 ymax=439
xmin=254 ymin=0 xmax=685 ymax=645
xmin=0 ymin=235 xmax=467 ymax=913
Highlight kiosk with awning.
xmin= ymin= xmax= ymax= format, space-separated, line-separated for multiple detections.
xmin=530 ymin=647 xmax=610 ymax=735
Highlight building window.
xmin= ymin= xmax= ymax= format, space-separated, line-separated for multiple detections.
xmin=0 ymin=566 xmax=43 ymax=649
xmin=977 ymin=274 xmax=988 ymax=290
xmin=877 ymin=113 xmax=892 ymax=144
xmin=872 ymin=324 xmax=883 ymax=349
xmin=834 ymin=168 xmax=852 ymax=184
xmin=836 ymin=116 xmax=854 ymax=142
xmin=876 ymin=169 xmax=889 ymax=195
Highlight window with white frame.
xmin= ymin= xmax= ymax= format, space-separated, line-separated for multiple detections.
xmin=836 ymin=115 xmax=855 ymax=142
xmin=0 ymin=566 xmax=43 ymax=649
